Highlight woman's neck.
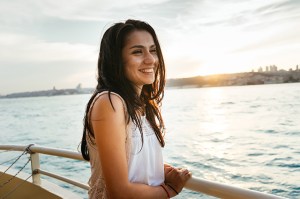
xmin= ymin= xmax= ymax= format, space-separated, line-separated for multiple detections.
xmin=133 ymin=85 xmax=143 ymax=96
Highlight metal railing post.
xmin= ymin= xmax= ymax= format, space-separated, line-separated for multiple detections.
xmin=30 ymin=152 xmax=41 ymax=185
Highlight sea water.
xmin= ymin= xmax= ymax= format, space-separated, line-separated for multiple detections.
xmin=0 ymin=83 xmax=299 ymax=198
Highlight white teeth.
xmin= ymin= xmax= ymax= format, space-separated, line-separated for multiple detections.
xmin=140 ymin=68 xmax=153 ymax=73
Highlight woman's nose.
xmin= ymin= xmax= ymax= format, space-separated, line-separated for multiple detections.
xmin=144 ymin=51 xmax=156 ymax=64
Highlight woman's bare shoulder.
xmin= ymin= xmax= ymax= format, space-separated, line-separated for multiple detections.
xmin=90 ymin=92 xmax=125 ymax=120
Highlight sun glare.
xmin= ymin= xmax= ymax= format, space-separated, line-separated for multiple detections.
xmin=195 ymin=50 xmax=256 ymax=76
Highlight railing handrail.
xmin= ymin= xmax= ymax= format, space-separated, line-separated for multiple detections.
xmin=0 ymin=144 xmax=84 ymax=160
xmin=0 ymin=144 xmax=287 ymax=199
xmin=185 ymin=177 xmax=286 ymax=199
xmin=38 ymin=169 xmax=89 ymax=190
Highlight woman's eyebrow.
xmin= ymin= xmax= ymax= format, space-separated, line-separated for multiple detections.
xmin=129 ymin=44 xmax=156 ymax=49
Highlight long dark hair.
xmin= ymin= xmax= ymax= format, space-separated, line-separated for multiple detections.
xmin=81 ymin=19 xmax=166 ymax=161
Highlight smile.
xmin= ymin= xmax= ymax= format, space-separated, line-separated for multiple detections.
xmin=139 ymin=68 xmax=154 ymax=73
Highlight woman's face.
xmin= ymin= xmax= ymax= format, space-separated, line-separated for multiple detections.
xmin=122 ymin=30 xmax=158 ymax=92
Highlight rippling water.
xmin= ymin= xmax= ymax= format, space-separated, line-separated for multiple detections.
xmin=1 ymin=83 xmax=300 ymax=198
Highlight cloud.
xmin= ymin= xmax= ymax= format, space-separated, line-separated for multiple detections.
xmin=0 ymin=33 xmax=97 ymax=63
xmin=0 ymin=0 xmax=39 ymax=24
xmin=0 ymin=0 xmax=171 ymax=22
xmin=232 ymin=26 xmax=300 ymax=53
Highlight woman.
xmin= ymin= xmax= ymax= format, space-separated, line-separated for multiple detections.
xmin=81 ymin=19 xmax=191 ymax=198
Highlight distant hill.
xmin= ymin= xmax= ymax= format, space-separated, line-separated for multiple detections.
xmin=166 ymin=70 xmax=300 ymax=88
xmin=1 ymin=87 xmax=94 ymax=99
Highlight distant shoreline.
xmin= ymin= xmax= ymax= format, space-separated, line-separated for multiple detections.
xmin=1 ymin=70 xmax=300 ymax=99
xmin=167 ymin=70 xmax=300 ymax=88
xmin=0 ymin=87 xmax=94 ymax=99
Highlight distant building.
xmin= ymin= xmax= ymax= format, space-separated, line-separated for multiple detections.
xmin=258 ymin=67 xmax=263 ymax=72
xmin=269 ymin=65 xmax=277 ymax=72
xmin=76 ymin=83 xmax=82 ymax=90
xmin=296 ymin=65 xmax=299 ymax=71
xmin=266 ymin=66 xmax=269 ymax=72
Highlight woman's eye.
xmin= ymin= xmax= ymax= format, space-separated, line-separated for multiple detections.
xmin=150 ymin=49 xmax=157 ymax=54
xmin=132 ymin=50 xmax=142 ymax=54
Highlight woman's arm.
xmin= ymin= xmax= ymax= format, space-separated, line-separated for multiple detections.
xmin=90 ymin=94 xmax=169 ymax=199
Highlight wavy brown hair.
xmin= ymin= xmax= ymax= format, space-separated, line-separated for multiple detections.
xmin=81 ymin=19 xmax=166 ymax=160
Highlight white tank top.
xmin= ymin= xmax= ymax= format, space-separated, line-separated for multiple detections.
xmin=127 ymin=115 xmax=164 ymax=185
xmin=86 ymin=92 xmax=164 ymax=199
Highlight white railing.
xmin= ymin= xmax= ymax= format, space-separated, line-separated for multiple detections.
xmin=0 ymin=144 xmax=287 ymax=199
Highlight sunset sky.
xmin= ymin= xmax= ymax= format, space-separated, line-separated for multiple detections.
xmin=0 ymin=0 xmax=299 ymax=94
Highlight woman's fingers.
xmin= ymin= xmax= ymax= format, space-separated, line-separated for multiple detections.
xmin=182 ymin=169 xmax=189 ymax=175
xmin=164 ymin=166 xmax=174 ymax=175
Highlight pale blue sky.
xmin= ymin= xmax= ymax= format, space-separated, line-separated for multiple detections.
xmin=1 ymin=0 xmax=299 ymax=94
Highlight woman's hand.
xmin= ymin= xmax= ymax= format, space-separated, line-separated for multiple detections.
xmin=164 ymin=165 xmax=192 ymax=197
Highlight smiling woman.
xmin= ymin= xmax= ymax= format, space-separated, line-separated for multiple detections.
xmin=80 ymin=19 xmax=191 ymax=199
xmin=122 ymin=30 xmax=158 ymax=94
